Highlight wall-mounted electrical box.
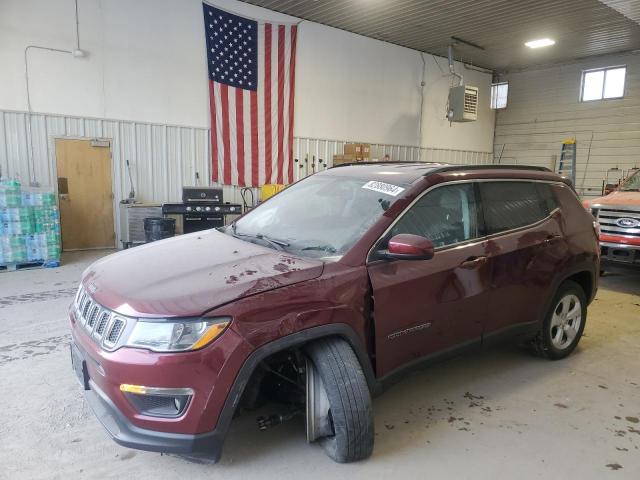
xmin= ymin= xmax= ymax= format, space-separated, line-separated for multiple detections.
xmin=448 ymin=85 xmax=479 ymax=122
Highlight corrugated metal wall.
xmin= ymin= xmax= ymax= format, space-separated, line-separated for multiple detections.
xmin=494 ymin=52 xmax=640 ymax=197
xmin=0 ymin=109 xmax=491 ymax=246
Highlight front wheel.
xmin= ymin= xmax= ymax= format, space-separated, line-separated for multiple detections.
xmin=531 ymin=280 xmax=587 ymax=360
xmin=304 ymin=337 xmax=374 ymax=463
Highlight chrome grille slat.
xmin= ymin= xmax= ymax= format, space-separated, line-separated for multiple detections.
xmin=74 ymin=285 xmax=127 ymax=350
xmin=600 ymin=226 xmax=640 ymax=235
xmin=599 ymin=209 xmax=640 ymax=219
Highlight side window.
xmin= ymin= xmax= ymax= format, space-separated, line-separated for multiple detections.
xmin=479 ymin=182 xmax=550 ymax=235
xmin=535 ymin=182 xmax=559 ymax=213
xmin=389 ymin=183 xmax=479 ymax=248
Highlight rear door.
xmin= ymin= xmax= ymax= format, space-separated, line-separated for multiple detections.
xmin=479 ymin=181 xmax=565 ymax=338
xmin=367 ymin=182 xmax=491 ymax=377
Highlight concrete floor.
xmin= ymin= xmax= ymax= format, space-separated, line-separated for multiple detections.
xmin=1 ymin=250 xmax=639 ymax=480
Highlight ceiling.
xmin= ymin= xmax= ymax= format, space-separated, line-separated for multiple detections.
xmin=240 ymin=0 xmax=640 ymax=71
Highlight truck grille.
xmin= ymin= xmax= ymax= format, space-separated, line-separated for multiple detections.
xmin=74 ymin=285 xmax=127 ymax=350
xmin=597 ymin=207 xmax=640 ymax=238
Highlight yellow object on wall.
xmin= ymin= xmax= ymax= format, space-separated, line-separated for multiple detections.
xmin=260 ymin=184 xmax=286 ymax=201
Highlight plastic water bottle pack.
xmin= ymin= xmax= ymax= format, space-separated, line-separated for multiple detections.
xmin=0 ymin=177 xmax=61 ymax=268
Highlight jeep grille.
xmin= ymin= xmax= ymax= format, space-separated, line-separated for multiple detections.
xmin=74 ymin=285 xmax=127 ymax=350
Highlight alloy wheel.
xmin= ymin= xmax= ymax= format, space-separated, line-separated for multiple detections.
xmin=550 ymin=294 xmax=582 ymax=350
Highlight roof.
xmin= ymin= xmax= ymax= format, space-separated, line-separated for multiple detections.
xmin=242 ymin=0 xmax=640 ymax=71
xmin=324 ymin=162 xmax=553 ymax=184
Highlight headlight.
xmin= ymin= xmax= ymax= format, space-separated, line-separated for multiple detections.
xmin=125 ymin=317 xmax=230 ymax=352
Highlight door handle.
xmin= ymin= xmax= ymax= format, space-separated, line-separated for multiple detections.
xmin=544 ymin=234 xmax=561 ymax=245
xmin=460 ymin=256 xmax=488 ymax=269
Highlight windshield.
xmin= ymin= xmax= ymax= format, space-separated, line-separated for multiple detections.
xmin=620 ymin=170 xmax=640 ymax=191
xmin=228 ymin=174 xmax=405 ymax=259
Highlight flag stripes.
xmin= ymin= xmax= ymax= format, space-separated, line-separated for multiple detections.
xmin=204 ymin=3 xmax=297 ymax=187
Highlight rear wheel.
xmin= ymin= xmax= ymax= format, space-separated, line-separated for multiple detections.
xmin=531 ymin=280 xmax=587 ymax=360
xmin=304 ymin=337 xmax=374 ymax=463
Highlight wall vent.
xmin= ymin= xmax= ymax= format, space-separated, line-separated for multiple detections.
xmin=448 ymin=85 xmax=479 ymax=122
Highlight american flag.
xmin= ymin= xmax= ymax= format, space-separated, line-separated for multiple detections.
xmin=203 ymin=3 xmax=297 ymax=187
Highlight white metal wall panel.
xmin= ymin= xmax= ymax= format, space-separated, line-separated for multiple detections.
xmin=494 ymin=52 xmax=640 ymax=197
xmin=0 ymin=109 xmax=490 ymax=246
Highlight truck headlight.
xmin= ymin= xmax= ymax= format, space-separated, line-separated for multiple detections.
xmin=125 ymin=317 xmax=230 ymax=352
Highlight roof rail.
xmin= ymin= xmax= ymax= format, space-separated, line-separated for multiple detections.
xmin=330 ymin=161 xmax=442 ymax=169
xmin=427 ymin=164 xmax=551 ymax=175
xmin=329 ymin=162 xmax=551 ymax=173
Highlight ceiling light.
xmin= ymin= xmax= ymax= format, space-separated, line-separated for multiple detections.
xmin=525 ymin=38 xmax=555 ymax=49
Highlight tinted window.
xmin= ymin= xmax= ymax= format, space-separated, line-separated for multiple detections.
xmin=390 ymin=183 xmax=479 ymax=248
xmin=479 ymin=182 xmax=550 ymax=235
xmin=535 ymin=182 xmax=559 ymax=213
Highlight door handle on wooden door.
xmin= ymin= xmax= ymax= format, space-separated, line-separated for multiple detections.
xmin=460 ymin=256 xmax=488 ymax=269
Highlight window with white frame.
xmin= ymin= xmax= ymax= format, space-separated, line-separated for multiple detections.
xmin=490 ymin=82 xmax=508 ymax=109
xmin=580 ymin=66 xmax=626 ymax=101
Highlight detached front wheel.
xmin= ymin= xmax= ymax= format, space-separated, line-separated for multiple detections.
xmin=304 ymin=337 xmax=374 ymax=463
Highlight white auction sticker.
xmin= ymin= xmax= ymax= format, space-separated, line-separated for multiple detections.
xmin=362 ymin=180 xmax=405 ymax=197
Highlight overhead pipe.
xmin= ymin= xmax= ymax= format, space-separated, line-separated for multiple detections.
xmin=22 ymin=0 xmax=86 ymax=185
xmin=447 ymin=44 xmax=463 ymax=86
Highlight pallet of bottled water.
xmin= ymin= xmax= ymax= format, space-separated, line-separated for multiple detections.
xmin=0 ymin=177 xmax=61 ymax=271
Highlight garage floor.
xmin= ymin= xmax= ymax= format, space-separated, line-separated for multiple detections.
xmin=1 ymin=250 xmax=639 ymax=479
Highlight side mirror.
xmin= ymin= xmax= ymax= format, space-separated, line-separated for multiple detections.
xmin=384 ymin=234 xmax=434 ymax=260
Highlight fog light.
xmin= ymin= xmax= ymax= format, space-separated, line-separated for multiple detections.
xmin=120 ymin=384 xmax=193 ymax=417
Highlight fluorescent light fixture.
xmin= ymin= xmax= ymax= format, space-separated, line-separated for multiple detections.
xmin=525 ymin=38 xmax=555 ymax=49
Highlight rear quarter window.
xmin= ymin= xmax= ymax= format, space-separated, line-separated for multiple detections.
xmin=479 ymin=181 xmax=552 ymax=235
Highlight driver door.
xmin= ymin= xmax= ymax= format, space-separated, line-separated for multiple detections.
xmin=367 ymin=182 xmax=491 ymax=377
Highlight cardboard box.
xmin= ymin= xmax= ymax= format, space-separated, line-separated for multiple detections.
xmin=343 ymin=143 xmax=362 ymax=156
xmin=361 ymin=143 xmax=371 ymax=159
xmin=344 ymin=143 xmax=370 ymax=159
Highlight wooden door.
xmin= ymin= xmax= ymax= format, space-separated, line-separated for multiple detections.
xmin=55 ymin=139 xmax=115 ymax=250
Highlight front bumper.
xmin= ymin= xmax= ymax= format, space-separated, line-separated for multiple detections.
xmin=71 ymin=338 xmax=225 ymax=460
xmin=85 ymin=377 xmax=224 ymax=460
xmin=600 ymin=241 xmax=640 ymax=267
xmin=69 ymin=307 xmax=253 ymax=461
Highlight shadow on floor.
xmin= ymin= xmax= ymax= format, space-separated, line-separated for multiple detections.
xmin=599 ymin=267 xmax=640 ymax=296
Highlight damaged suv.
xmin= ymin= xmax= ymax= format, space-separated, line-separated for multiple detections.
xmin=70 ymin=163 xmax=599 ymax=463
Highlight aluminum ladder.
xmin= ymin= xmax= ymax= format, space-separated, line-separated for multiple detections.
xmin=557 ymin=139 xmax=577 ymax=187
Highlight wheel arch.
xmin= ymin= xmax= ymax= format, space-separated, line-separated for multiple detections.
xmin=211 ymin=324 xmax=379 ymax=460
xmin=564 ymin=270 xmax=595 ymax=303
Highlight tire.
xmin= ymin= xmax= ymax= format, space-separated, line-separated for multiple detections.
xmin=531 ymin=280 xmax=587 ymax=360
xmin=304 ymin=337 xmax=374 ymax=463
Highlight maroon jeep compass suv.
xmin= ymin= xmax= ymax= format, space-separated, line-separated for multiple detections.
xmin=70 ymin=163 xmax=599 ymax=463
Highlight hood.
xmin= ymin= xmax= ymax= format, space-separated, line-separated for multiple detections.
xmin=584 ymin=190 xmax=640 ymax=208
xmin=82 ymin=230 xmax=323 ymax=318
